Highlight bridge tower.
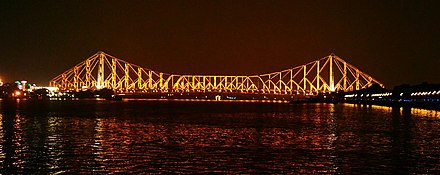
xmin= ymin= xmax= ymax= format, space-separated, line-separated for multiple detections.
xmin=96 ymin=52 xmax=106 ymax=89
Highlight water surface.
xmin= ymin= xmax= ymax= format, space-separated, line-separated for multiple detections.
xmin=0 ymin=100 xmax=439 ymax=174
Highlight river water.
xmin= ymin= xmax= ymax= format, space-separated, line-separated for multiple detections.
xmin=0 ymin=99 xmax=439 ymax=174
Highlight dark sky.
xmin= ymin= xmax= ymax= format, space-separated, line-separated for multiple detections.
xmin=1 ymin=0 xmax=439 ymax=88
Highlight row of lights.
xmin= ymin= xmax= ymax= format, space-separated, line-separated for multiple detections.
xmin=344 ymin=92 xmax=393 ymax=98
xmin=65 ymin=86 xmax=331 ymax=95
xmin=411 ymin=91 xmax=440 ymax=96
xmin=47 ymin=92 xmax=72 ymax=98
xmin=371 ymin=93 xmax=393 ymax=97
xmin=345 ymin=91 xmax=440 ymax=98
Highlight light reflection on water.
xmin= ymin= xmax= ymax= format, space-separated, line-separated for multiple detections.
xmin=0 ymin=100 xmax=439 ymax=174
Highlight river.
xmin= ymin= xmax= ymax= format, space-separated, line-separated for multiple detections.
xmin=0 ymin=99 xmax=439 ymax=174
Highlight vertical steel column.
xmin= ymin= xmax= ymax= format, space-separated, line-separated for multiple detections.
xmin=111 ymin=58 xmax=117 ymax=89
xmin=316 ymin=61 xmax=320 ymax=93
xmin=303 ymin=65 xmax=307 ymax=93
xmin=74 ymin=66 xmax=79 ymax=91
xmin=329 ymin=55 xmax=335 ymax=92
xmin=171 ymin=76 xmax=175 ymax=91
xmin=224 ymin=77 xmax=227 ymax=91
xmin=203 ymin=76 xmax=206 ymax=91
xmin=214 ymin=76 xmax=217 ymax=90
xmin=236 ymin=77 xmax=239 ymax=91
xmin=148 ymin=71 xmax=153 ymax=89
xmin=197 ymin=77 xmax=201 ymax=90
xmin=356 ymin=71 xmax=360 ymax=90
xmin=159 ymin=73 xmax=163 ymax=90
xmin=138 ymin=67 xmax=142 ymax=90
xmin=86 ymin=59 xmax=91 ymax=88
xmin=290 ymin=69 xmax=293 ymax=94
xmin=343 ymin=62 xmax=347 ymax=91
xmin=124 ymin=63 xmax=129 ymax=91
xmin=192 ymin=76 xmax=195 ymax=91
xmin=97 ymin=53 xmax=105 ymax=89
xmin=62 ymin=73 xmax=66 ymax=90
xmin=279 ymin=72 xmax=282 ymax=94
xmin=246 ymin=77 xmax=249 ymax=91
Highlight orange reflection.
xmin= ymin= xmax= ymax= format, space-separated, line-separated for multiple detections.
xmin=411 ymin=108 xmax=440 ymax=118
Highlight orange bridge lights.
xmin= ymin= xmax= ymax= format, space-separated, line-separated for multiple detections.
xmin=50 ymin=52 xmax=383 ymax=94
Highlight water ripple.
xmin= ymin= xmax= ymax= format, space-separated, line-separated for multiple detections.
xmin=0 ymin=101 xmax=439 ymax=174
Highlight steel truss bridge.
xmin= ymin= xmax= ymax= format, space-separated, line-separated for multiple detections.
xmin=50 ymin=52 xmax=383 ymax=94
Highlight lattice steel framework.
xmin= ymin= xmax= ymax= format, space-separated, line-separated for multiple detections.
xmin=50 ymin=52 xmax=383 ymax=94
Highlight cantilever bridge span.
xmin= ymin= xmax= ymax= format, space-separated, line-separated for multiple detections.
xmin=50 ymin=52 xmax=383 ymax=94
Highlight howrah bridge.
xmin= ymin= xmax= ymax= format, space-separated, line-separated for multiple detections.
xmin=50 ymin=52 xmax=383 ymax=95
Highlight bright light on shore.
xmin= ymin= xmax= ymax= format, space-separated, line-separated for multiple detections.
xmin=32 ymin=86 xmax=59 ymax=91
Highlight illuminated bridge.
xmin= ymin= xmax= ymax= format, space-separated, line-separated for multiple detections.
xmin=50 ymin=52 xmax=383 ymax=95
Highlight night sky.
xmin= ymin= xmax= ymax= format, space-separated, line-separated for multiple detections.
xmin=1 ymin=1 xmax=439 ymax=88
